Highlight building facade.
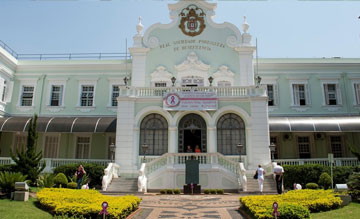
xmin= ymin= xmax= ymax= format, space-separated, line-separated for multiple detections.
xmin=0 ymin=0 xmax=359 ymax=189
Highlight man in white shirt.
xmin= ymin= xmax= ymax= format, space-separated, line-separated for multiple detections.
xmin=273 ymin=163 xmax=284 ymax=194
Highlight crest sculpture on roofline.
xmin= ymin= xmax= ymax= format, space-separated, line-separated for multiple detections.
xmin=179 ymin=4 xmax=206 ymax=37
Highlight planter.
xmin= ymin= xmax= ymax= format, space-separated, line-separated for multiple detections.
xmin=337 ymin=194 xmax=352 ymax=207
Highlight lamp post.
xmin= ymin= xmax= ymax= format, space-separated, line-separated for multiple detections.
xmin=171 ymin=77 xmax=176 ymax=87
xmin=269 ymin=142 xmax=276 ymax=162
xmin=142 ymin=143 xmax=149 ymax=163
xmin=237 ymin=143 xmax=243 ymax=163
xmin=208 ymin=76 xmax=214 ymax=87
xmin=123 ymin=77 xmax=129 ymax=88
xmin=109 ymin=143 xmax=116 ymax=163
xmin=255 ymin=75 xmax=262 ymax=87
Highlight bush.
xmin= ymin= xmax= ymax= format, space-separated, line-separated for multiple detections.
xmin=204 ymin=189 xmax=210 ymax=194
xmin=347 ymin=172 xmax=360 ymax=202
xmin=174 ymin=189 xmax=181 ymax=194
xmin=166 ymin=189 xmax=173 ymax=194
xmin=54 ymin=173 xmax=68 ymax=188
xmin=160 ymin=189 xmax=166 ymax=194
xmin=216 ymin=189 xmax=224 ymax=194
xmin=37 ymin=173 xmax=55 ymax=188
xmin=53 ymin=163 xmax=105 ymax=188
xmin=37 ymin=188 xmax=141 ymax=218
xmin=0 ymin=172 xmax=28 ymax=195
xmin=277 ymin=203 xmax=310 ymax=219
xmin=210 ymin=189 xmax=217 ymax=194
xmin=67 ymin=182 xmax=77 ymax=189
xmin=305 ymin=183 xmax=319 ymax=190
xmin=318 ymin=172 xmax=332 ymax=189
xmin=240 ymin=189 xmax=342 ymax=218
xmin=0 ymin=164 xmax=17 ymax=173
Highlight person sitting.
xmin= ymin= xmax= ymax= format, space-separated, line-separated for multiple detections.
xmin=195 ymin=145 xmax=201 ymax=153
xmin=186 ymin=145 xmax=192 ymax=153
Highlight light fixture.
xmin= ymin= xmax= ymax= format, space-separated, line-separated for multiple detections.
xmin=123 ymin=77 xmax=129 ymax=87
xmin=171 ymin=77 xmax=176 ymax=87
xmin=255 ymin=76 xmax=262 ymax=87
xmin=269 ymin=142 xmax=276 ymax=161
xmin=237 ymin=143 xmax=243 ymax=162
xmin=208 ymin=76 xmax=214 ymax=86
xmin=142 ymin=143 xmax=149 ymax=162
xmin=109 ymin=143 xmax=116 ymax=163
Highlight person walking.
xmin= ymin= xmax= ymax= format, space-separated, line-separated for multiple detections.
xmin=257 ymin=164 xmax=265 ymax=193
xmin=75 ymin=164 xmax=86 ymax=189
xmin=273 ymin=162 xmax=284 ymax=194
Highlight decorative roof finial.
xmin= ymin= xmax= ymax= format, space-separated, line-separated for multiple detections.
xmin=242 ymin=16 xmax=249 ymax=33
xmin=136 ymin=16 xmax=144 ymax=35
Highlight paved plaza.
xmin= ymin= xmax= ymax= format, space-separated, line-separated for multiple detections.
xmin=130 ymin=194 xmax=243 ymax=219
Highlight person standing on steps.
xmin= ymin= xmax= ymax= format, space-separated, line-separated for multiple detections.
xmin=257 ymin=164 xmax=265 ymax=193
xmin=75 ymin=164 xmax=86 ymax=189
xmin=273 ymin=162 xmax=284 ymax=194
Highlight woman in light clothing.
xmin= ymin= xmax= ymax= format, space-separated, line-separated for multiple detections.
xmin=257 ymin=164 xmax=265 ymax=193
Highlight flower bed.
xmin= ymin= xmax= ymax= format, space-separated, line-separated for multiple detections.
xmin=240 ymin=189 xmax=342 ymax=219
xmin=37 ymin=188 xmax=141 ymax=218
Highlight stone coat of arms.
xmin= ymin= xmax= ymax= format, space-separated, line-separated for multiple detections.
xmin=179 ymin=5 xmax=206 ymax=37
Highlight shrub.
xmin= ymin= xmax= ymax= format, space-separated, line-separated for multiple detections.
xmin=347 ymin=172 xmax=360 ymax=202
xmin=160 ymin=189 xmax=166 ymax=194
xmin=216 ymin=189 xmax=224 ymax=194
xmin=318 ymin=172 xmax=332 ymax=189
xmin=67 ymin=182 xmax=77 ymax=189
xmin=174 ymin=189 xmax=181 ymax=194
xmin=0 ymin=164 xmax=17 ymax=173
xmin=166 ymin=189 xmax=173 ymax=194
xmin=37 ymin=188 xmax=141 ymax=218
xmin=305 ymin=183 xmax=319 ymax=190
xmin=210 ymin=189 xmax=216 ymax=194
xmin=53 ymin=163 xmax=105 ymax=188
xmin=204 ymin=189 xmax=210 ymax=194
xmin=54 ymin=173 xmax=68 ymax=188
xmin=0 ymin=172 xmax=28 ymax=195
xmin=277 ymin=203 xmax=310 ymax=219
xmin=240 ymin=189 xmax=342 ymax=218
xmin=37 ymin=173 xmax=55 ymax=188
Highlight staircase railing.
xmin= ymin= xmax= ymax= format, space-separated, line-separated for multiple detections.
xmin=102 ymin=163 xmax=120 ymax=191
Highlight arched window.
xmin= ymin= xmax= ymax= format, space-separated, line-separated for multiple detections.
xmin=217 ymin=113 xmax=246 ymax=155
xmin=140 ymin=114 xmax=168 ymax=155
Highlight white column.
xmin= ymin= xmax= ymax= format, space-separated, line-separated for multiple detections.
xmin=248 ymin=98 xmax=271 ymax=169
xmin=115 ymin=96 xmax=137 ymax=177
xmin=235 ymin=47 xmax=256 ymax=86
xmin=168 ymin=126 xmax=177 ymax=153
xmin=129 ymin=48 xmax=150 ymax=87
xmin=208 ymin=126 xmax=217 ymax=153
xmin=132 ymin=127 xmax=140 ymax=169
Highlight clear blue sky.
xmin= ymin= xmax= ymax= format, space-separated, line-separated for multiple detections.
xmin=0 ymin=0 xmax=359 ymax=58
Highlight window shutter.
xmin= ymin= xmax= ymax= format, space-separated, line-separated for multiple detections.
xmin=293 ymin=84 xmax=299 ymax=106
xmin=305 ymin=84 xmax=311 ymax=105
xmin=356 ymin=84 xmax=360 ymax=105
xmin=274 ymin=84 xmax=279 ymax=106
xmin=324 ymin=84 xmax=329 ymax=105
xmin=59 ymin=85 xmax=63 ymax=106
xmin=336 ymin=84 xmax=342 ymax=105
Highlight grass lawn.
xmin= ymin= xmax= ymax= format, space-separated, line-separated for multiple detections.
xmin=0 ymin=197 xmax=52 ymax=219
xmin=312 ymin=202 xmax=360 ymax=219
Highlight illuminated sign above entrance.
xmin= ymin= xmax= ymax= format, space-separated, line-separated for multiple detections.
xmin=163 ymin=91 xmax=218 ymax=111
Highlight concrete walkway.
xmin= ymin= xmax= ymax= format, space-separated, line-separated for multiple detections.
xmin=130 ymin=194 xmax=243 ymax=219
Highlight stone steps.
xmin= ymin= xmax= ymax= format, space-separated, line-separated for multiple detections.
xmin=244 ymin=174 xmax=277 ymax=192
xmin=105 ymin=177 xmax=139 ymax=193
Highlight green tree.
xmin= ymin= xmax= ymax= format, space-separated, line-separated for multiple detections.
xmin=10 ymin=114 xmax=45 ymax=185
xmin=348 ymin=143 xmax=360 ymax=161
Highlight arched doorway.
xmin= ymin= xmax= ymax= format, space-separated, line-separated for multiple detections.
xmin=139 ymin=114 xmax=168 ymax=155
xmin=178 ymin=114 xmax=207 ymax=153
xmin=217 ymin=113 xmax=246 ymax=155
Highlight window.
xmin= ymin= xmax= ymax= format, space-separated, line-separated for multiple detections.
xmin=80 ymin=85 xmax=94 ymax=107
xmin=292 ymin=84 xmax=308 ymax=106
xmin=21 ymin=86 xmax=34 ymax=106
xmin=217 ymin=113 xmax=246 ymax=155
xmin=324 ymin=84 xmax=340 ymax=105
xmin=140 ymin=114 xmax=168 ymax=155
xmin=13 ymin=134 xmax=27 ymax=155
xmin=267 ymin=85 xmax=275 ymax=106
xmin=270 ymin=136 xmax=279 ymax=159
xmin=181 ymin=76 xmax=204 ymax=87
xmin=354 ymin=83 xmax=360 ymax=105
xmin=217 ymin=81 xmax=231 ymax=87
xmin=44 ymin=136 xmax=59 ymax=158
xmin=298 ymin=136 xmax=310 ymax=158
xmin=111 ymin=85 xmax=119 ymax=107
xmin=75 ymin=137 xmax=90 ymax=159
xmin=330 ymin=136 xmax=342 ymax=158
xmin=2 ymin=81 xmax=6 ymax=102
xmin=155 ymin=82 xmax=167 ymax=87
xmin=50 ymin=85 xmax=63 ymax=106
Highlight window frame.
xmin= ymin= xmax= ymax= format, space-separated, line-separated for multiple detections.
xmin=43 ymin=134 xmax=60 ymax=158
xmin=17 ymin=79 xmax=37 ymax=108
xmin=297 ymin=135 xmax=312 ymax=159
xmin=261 ymin=76 xmax=279 ymax=108
xmin=351 ymin=80 xmax=360 ymax=106
xmin=13 ymin=133 xmax=27 ymax=156
xmin=47 ymin=79 xmax=66 ymax=107
xmin=74 ymin=135 xmax=92 ymax=159
xmin=107 ymin=78 xmax=124 ymax=109
xmin=77 ymin=79 xmax=97 ymax=108
xmin=320 ymin=79 xmax=342 ymax=106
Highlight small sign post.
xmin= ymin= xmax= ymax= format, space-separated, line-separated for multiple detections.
xmin=328 ymin=153 xmax=334 ymax=189
xmin=99 ymin=201 xmax=109 ymax=219
xmin=190 ymin=183 xmax=194 ymax=195
xmin=272 ymin=202 xmax=280 ymax=219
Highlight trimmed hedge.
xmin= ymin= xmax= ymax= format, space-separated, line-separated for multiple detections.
xmin=67 ymin=182 xmax=77 ymax=189
xmin=305 ymin=183 xmax=319 ymax=189
xmin=54 ymin=173 xmax=68 ymax=188
xmin=283 ymin=165 xmax=360 ymax=189
xmin=53 ymin=163 xmax=105 ymax=189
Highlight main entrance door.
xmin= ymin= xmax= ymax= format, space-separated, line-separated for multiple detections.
xmin=178 ymin=114 xmax=207 ymax=153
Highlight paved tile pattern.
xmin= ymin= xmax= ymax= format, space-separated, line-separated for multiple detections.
xmin=133 ymin=194 xmax=243 ymax=219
